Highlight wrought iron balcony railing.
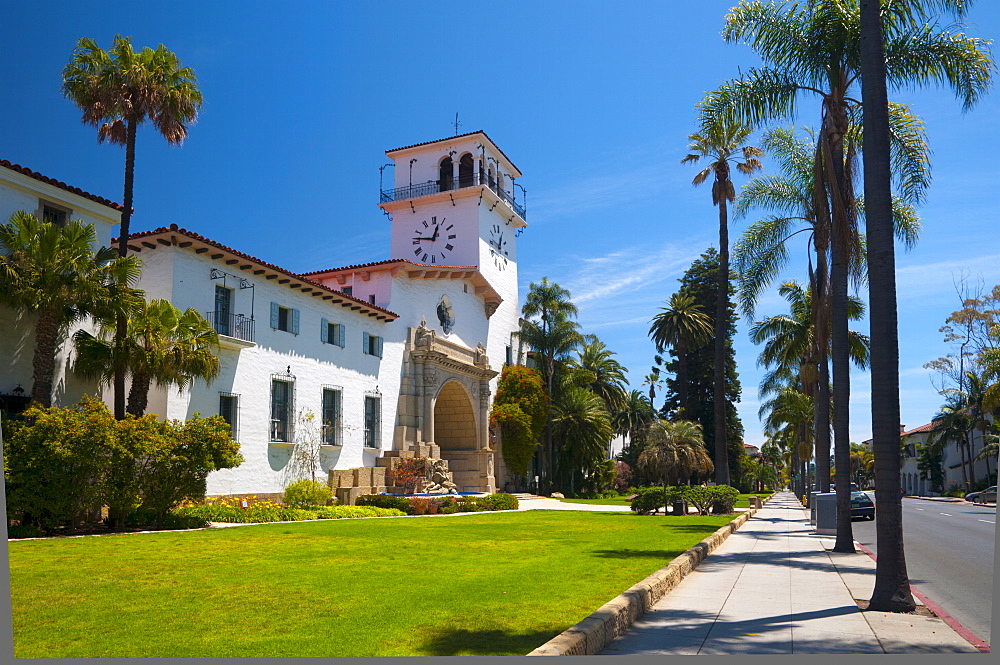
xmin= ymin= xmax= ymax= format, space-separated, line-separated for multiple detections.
xmin=380 ymin=172 xmax=526 ymax=220
xmin=206 ymin=311 xmax=255 ymax=343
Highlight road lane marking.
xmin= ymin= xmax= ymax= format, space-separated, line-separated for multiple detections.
xmin=978 ymin=519 xmax=994 ymax=524
xmin=916 ymin=508 xmax=924 ymax=511
xmin=939 ymin=513 xmax=952 ymax=516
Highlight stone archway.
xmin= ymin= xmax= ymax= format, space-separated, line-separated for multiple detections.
xmin=433 ymin=380 xmax=480 ymax=490
xmin=434 ymin=380 xmax=477 ymax=452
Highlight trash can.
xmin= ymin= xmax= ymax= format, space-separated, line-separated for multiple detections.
xmin=814 ymin=492 xmax=837 ymax=535
xmin=671 ymin=498 xmax=688 ymax=515
xmin=809 ymin=491 xmax=820 ymax=524
xmin=750 ymin=495 xmax=762 ymax=509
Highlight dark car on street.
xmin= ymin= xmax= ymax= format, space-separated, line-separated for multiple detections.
xmin=965 ymin=486 xmax=997 ymax=504
xmin=850 ymin=491 xmax=875 ymax=520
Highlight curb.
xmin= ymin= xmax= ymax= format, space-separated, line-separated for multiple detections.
xmin=854 ymin=542 xmax=991 ymax=653
xmin=526 ymin=497 xmax=766 ymax=656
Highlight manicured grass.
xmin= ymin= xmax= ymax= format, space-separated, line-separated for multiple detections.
xmin=559 ymin=491 xmax=775 ymax=509
xmin=9 ymin=510 xmax=736 ymax=657
xmin=557 ymin=496 xmax=632 ymax=506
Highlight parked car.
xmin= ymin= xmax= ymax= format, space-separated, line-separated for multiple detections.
xmin=850 ymin=491 xmax=875 ymax=520
xmin=965 ymin=486 xmax=997 ymax=504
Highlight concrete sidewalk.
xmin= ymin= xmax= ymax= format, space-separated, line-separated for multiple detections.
xmin=600 ymin=491 xmax=981 ymax=655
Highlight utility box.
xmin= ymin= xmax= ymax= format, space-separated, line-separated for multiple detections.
xmin=809 ymin=491 xmax=820 ymax=524
xmin=814 ymin=492 xmax=837 ymax=535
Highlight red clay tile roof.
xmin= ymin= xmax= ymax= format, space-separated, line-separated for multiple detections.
xmin=115 ymin=224 xmax=398 ymax=320
xmin=902 ymin=421 xmax=943 ymax=436
xmin=1 ymin=159 xmax=125 ymax=212
xmin=385 ymin=130 xmax=521 ymax=176
xmin=301 ymin=258 xmax=477 ymax=276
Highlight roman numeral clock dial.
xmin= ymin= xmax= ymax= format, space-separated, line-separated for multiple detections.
xmin=488 ymin=223 xmax=509 ymax=270
xmin=411 ymin=216 xmax=455 ymax=264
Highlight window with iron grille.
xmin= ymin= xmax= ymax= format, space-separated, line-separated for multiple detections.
xmin=218 ymin=392 xmax=239 ymax=439
xmin=321 ymin=386 xmax=343 ymax=445
xmin=270 ymin=377 xmax=294 ymax=442
xmin=364 ymin=394 xmax=381 ymax=449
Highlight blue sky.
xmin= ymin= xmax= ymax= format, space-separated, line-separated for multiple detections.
xmin=3 ymin=1 xmax=999 ymax=448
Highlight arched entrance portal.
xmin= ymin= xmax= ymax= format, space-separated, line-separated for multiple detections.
xmin=434 ymin=380 xmax=479 ymax=489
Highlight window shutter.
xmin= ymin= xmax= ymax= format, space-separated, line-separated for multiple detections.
xmin=321 ymin=318 xmax=329 ymax=343
xmin=363 ymin=331 xmax=370 ymax=354
xmin=338 ymin=323 xmax=345 ymax=347
xmin=291 ymin=308 xmax=300 ymax=335
xmin=270 ymin=302 xmax=279 ymax=329
xmin=377 ymin=335 xmax=383 ymax=358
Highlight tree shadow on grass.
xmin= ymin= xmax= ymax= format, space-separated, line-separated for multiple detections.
xmin=418 ymin=627 xmax=559 ymax=656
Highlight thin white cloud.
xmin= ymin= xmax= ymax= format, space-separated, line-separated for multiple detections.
xmin=896 ymin=254 xmax=1000 ymax=300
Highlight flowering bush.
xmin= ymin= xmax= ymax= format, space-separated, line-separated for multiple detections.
xmin=490 ymin=366 xmax=548 ymax=476
xmin=389 ymin=457 xmax=426 ymax=493
xmin=172 ymin=495 xmax=405 ymax=523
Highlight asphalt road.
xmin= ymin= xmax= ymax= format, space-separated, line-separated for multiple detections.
xmin=850 ymin=493 xmax=996 ymax=647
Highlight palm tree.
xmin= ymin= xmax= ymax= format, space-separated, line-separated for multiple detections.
xmin=551 ymin=385 xmax=614 ymax=494
xmin=705 ymin=0 xmax=992 ymax=602
xmin=649 ymin=292 xmax=713 ymax=418
xmin=761 ymin=386 xmax=815 ymax=499
xmin=734 ymin=126 xmax=920 ymax=504
xmin=638 ymin=419 xmax=713 ymax=489
xmin=640 ymin=370 xmax=664 ymax=405
xmin=62 ymin=35 xmax=203 ymax=420
xmin=0 ymin=211 xmax=141 ymax=406
xmin=612 ymin=390 xmax=656 ymax=443
xmin=565 ymin=335 xmax=628 ymax=414
xmin=682 ymin=121 xmax=763 ymax=486
xmin=518 ymin=278 xmax=581 ymax=488
xmin=74 ymin=299 xmax=220 ymax=417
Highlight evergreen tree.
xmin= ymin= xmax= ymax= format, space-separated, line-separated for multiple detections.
xmin=660 ymin=248 xmax=746 ymax=485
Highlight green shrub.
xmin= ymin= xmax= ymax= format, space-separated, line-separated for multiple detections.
xmin=482 ymin=493 xmax=519 ymax=510
xmin=357 ymin=495 xmax=413 ymax=513
xmin=283 ymin=478 xmax=333 ymax=507
xmin=7 ymin=525 xmax=45 ymax=539
xmin=629 ymin=486 xmax=678 ymax=515
xmin=312 ymin=506 xmax=406 ymax=519
xmin=708 ymin=485 xmax=740 ymax=514
xmin=4 ymin=397 xmax=113 ymax=531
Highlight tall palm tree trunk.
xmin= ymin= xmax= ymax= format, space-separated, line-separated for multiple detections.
xmin=113 ymin=120 xmax=138 ymax=421
xmin=826 ymin=99 xmax=856 ymax=554
xmin=126 ymin=371 xmax=152 ymax=417
xmin=714 ymin=185 xmax=731 ymax=485
xmin=861 ymin=0 xmax=915 ymax=612
xmin=31 ymin=308 xmax=61 ymax=407
xmin=812 ymin=238 xmax=832 ymax=495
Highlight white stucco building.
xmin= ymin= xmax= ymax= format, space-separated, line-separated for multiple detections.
xmin=897 ymin=420 xmax=995 ymax=495
xmin=0 ymin=159 xmax=123 ymax=411
xmin=1 ymin=131 xmax=528 ymax=497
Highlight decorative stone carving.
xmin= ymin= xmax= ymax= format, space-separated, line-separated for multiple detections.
xmin=437 ymin=295 xmax=455 ymax=335
xmin=415 ymin=318 xmax=434 ymax=347
xmin=423 ymin=459 xmax=459 ymax=494
xmin=474 ymin=342 xmax=488 ymax=366
xmin=487 ymin=454 xmax=494 ymax=476
xmin=423 ymin=369 xmax=438 ymax=387
xmin=480 ymin=389 xmax=491 ymax=408
xmin=484 ymin=301 xmax=500 ymax=318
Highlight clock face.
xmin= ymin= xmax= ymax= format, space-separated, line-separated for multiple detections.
xmin=488 ymin=223 xmax=509 ymax=271
xmin=411 ymin=216 xmax=456 ymax=265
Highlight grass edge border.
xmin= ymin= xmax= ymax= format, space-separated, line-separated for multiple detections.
xmin=525 ymin=493 xmax=773 ymax=656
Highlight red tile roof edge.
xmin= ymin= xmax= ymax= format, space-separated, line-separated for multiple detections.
xmin=902 ymin=421 xmax=943 ymax=436
xmin=115 ymin=224 xmax=399 ymax=319
xmin=385 ymin=130 xmax=521 ymax=176
xmin=1 ymin=159 xmax=125 ymax=212
xmin=301 ymin=259 xmax=478 ymax=276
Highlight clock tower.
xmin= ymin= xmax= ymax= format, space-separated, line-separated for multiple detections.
xmin=377 ymin=130 xmax=527 ymax=492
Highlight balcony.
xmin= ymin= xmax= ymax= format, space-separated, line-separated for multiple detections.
xmin=207 ymin=311 xmax=255 ymax=343
xmin=380 ymin=172 xmax=526 ymax=220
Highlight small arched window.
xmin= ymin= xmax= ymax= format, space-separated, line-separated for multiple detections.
xmin=487 ymin=167 xmax=495 ymax=192
xmin=439 ymin=156 xmax=453 ymax=192
xmin=458 ymin=153 xmax=474 ymax=188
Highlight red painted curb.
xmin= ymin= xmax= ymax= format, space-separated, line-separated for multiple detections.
xmin=855 ymin=542 xmax=990 ymax=653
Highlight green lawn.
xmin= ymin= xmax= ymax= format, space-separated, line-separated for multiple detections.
xmin=558 ymin=491 xmax=774 ymax=509
xmin=9 ymin=510 xmax=737 ymax=657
